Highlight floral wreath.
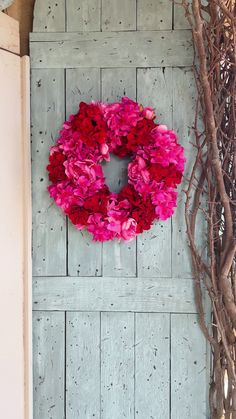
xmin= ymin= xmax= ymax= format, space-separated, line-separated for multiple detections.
xmin=47 ymin=97 xmax=185 ymax=242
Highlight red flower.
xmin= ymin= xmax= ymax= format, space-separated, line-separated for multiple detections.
xmin=126 ymin=119 xmax=156 ymax=152
xmin=47 ymin=150 xmax=67 ymax=183
xmin=83 ymin=186 xmax=110 ymax=214
xmin=149 ymin=163 xmax=182 ymax=188
xmin=119 ymin=185 xmax=156 ymax=233
xmin=113 ymin=138 xmax=131 ymax=158
xmin=71 ymin=102 xmax=107 ymax=148
xmin=67 ymin=205 xmax=89 ymax=226
xmin=66 ymin=186 xmax=110 ymax=227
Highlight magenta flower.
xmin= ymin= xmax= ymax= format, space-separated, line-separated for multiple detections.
xmin=152 ymin=187 xmax=178 ymax=220
xmin=64 ymin=159 xmax=105 ymax=200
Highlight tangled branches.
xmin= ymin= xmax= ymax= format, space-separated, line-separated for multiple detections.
xmin=181 ymin=1 xmax=236 ymax=417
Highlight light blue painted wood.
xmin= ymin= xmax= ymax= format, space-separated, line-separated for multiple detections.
xmin=65 ymin=68 xmax=102 ymax=276
xmin=31 ymin=1 xmax=209 ymax=418
xmin=135 ymin=313 xmax=170 ymax=418
xmin=33 ymin=0 xmax=65 ymax=32
xmin=171 ymin=314 xmax=208 ymax=419
xmin=137 ymin=68 xmax=172 ymax=277
xmin=32 ymin=276 xmax=197 ymax=312
xmin=102 ymin=0 xmax=136 ymax=31
xmin=66 ymin=312 xmax=100 ymax=418
xmin=66 ymin=0 xmax=101 ymax=32
xmin=33 ymin=311 xmax=65 ymax=419
xmin=101 ymin=312 xmax=134 ymax=418
xmin=30 ymin=30 xmax=193 ymax=69
xmin=172 ymin=68 xmax=196 ymax=278
xmin=137 ymin=0 xmax=172 ymax=30
xmin=31 ymin=69 xmax=66 ymax=276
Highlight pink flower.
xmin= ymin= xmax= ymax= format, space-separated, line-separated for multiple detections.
xmin=64 ymin=159 xmax=105 ymax=199
xmin=48 ymin=182 xmax=83 ymax=211
xmin=128 ymin=156 xmax=151 ymax=194
xmin=152 ymin=187 xmax=177 ymax=220
xmin=87 ymin=213 xmax=115 ymax=241
xmin=120 ymin=218 xmax=137 ymax=241
xmin=142 ymin=107 xmax=156 ymax=120
xmin=139 ymin=126 xmax=186 ymax=172
xmin=103 ymin=97 xmax=142 ymax=151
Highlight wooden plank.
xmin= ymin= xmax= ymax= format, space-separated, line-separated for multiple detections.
xmin=66 ymin=0 xmax=101 ymax=31
xmin=33 ymin=0 xmax=65 ymax=32
xmin=135 ymin=313 xmax=170 ymax=418
xmin=31 ymin=69 xmax=66 ymax=276
xmin=137 ymin=68 xmax=173 ymax=277
xmin=171 ymin=314 xmax=208 ymax=419
xmin=33 ymin=311 xmax=65 ymax=419
xmin=101 ymin=67 xmax=137 ymax=277
xmin=30 ymin=30 xmax=193 ymax=68
xmin=33 ymin=276 xmax=197 ymax=312
xmin=174 ymin=2 xmax=190 ymax=30
xmin=137 ymin=0 xmax=172 ymax=30
xmin=66 ymin=312 xmax=100 ymax=419
xmin=101 ymin=312 xmax=134 ymax=418
xmin=172 ymin=68 xmax=195 ymax=278
xmin=0 ymin=12 xmax=19 ymax=54
xmin=101 ymin=68 xmax=136 ymax=102
xmin=102 ymin=0 xmax=136 ymax=31
xmin=65 ymin=68 xmax=102 ymax=276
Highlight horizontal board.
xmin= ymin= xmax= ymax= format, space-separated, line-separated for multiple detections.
xmin=33 ymin=276 xmax=197 ymax=312
xmin=30 ymin=30 xmax=192 ymax=68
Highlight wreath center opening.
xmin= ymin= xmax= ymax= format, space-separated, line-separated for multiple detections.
xmin=101 ymin=153 xmax=131 ymax=193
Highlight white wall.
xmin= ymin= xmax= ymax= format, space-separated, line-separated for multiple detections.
xmin=0 ymin=12 xmax=31 ymax=419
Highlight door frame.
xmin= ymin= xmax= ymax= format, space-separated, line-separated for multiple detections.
xmin=0 ymin=11 xmax=32 ymax=419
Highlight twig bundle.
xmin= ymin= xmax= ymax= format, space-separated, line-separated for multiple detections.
xmin=181 ymin=1 xmax=236 ymax=417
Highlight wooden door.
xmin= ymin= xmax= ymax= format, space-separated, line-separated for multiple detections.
xmin=31 ymin=1 xmax=209 ymax=418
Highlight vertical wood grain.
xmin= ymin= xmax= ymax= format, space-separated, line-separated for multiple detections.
xmin=135 ymin=313 xmax=170 ymax=418
xmin=172 ymin=68 xmax=196 ymax=278
xmin=66 ymin=312 xmax=100 ymax=419
xmin=31 ymin=69 xmax=66 ymax=276
xmin=66 ymin=68 xmax=102 ymax=276
xmin=174 ymin=2 xmax=190 ymax=30
xmin=101 ymin=68 xmax=137 ymax=277
xmin=137 ymin=0 xmax=172 ymax=30
xmin=171 ymin=314 xmax=208 ymax=419
xmin=101 ymin=312 xmax=134 ymax=418
xmin=137 ymin=68 xmax=172 ymax=277
xmin=33 ymin=0 xmax=65 ymax=32
xmin=33 ymin=311 xmax=65 ymax=419
xmin=66 ymin=0 xmax=101 ymax=32
xmin=102 ymin=0 xmax=136 ymax=31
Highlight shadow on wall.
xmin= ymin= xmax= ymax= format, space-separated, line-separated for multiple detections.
xmin=4 ymin=0 xmax=35 ymax=55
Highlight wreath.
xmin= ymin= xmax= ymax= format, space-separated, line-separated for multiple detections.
xmin=47 ymin=97 xmax=185 ymax=242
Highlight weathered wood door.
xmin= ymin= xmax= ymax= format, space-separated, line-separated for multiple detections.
xmin=31 ymin=1 xmax=209 ymax=418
